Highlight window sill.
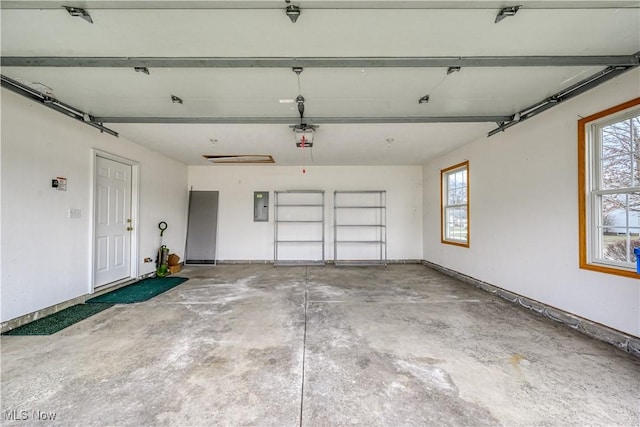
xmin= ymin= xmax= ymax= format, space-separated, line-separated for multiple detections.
xmin=579 ymin=262 xmax=639 ymax=279
xmin=441 ymin=239 xmax=469 ymax=248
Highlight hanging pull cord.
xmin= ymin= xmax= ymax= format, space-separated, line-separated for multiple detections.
xmin=301 ymin=134 xmax=306 ymax=174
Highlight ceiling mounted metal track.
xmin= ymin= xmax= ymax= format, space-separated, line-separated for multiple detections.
xmin=92 ymin=115 xmax=510 ymax=124
xmin=1 ymin=1 xmax=638 ymax=9
xmin=3 ymin=55 xmax=638 ymax=68
xmin=487 ymin=63 xmax=638 ymax=137
xmin=0 ymin=74 xmax=119 ymax=137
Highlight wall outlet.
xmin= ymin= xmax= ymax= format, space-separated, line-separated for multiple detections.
xmin=68 ymin=208 xmax=81 ymax=219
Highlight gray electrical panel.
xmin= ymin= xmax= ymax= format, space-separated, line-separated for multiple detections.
xmin=254 ymin=191 xmax=269 ymax=222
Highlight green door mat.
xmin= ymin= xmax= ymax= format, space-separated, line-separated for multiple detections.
xmin=2 ymin=303 xmax=114 ymax=336
xmin=86 ymin=276 xmax=188 ymax=304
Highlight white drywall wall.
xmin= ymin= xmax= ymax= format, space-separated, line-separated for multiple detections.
xmin=188 ymin=165 xmax=423 ymax=261
xmin=1 ymin=91 xmax=188 ymax=323
xmin=423 ymin=69 xmax=640 ymax=337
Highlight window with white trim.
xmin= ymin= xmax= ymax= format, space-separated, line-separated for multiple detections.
xmin=580 ymin=98 xmax=640 ymax=277
xmin=441 ymin=161 xmax=469 ymax=247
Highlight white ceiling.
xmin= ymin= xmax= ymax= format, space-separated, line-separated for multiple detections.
xmin=1 ymin=1 xmax=639 ymax=166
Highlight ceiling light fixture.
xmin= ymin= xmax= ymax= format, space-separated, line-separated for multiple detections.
xmin=418 ymin=95 xmax=430 ymax=104
xmin=63 ymin=6 xmax=93 ymax=24
xmin=293 ymin=124 xmax=316 ymax=148
xmin=292 ymin=123 xmax=316 ymax=172
xmin=495 ymin=6 xmax=521 ymax=23
xmin=171 ymin=94 xmax=183 ymax=104
xmin=134 ymin=67 xmax=150 ymax=75
xmin=285 ymin=5 xmax=301 ymax=23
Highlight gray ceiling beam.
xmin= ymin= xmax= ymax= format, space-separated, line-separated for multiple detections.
xmin=92 ymin=116 xmax=511 ymax=124
xmin=3 ymin=55 xmax=639 ymax=68
xmin=2 ymin=1 xmax=639 ymax=9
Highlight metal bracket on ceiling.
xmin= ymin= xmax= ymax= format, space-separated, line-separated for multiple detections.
xmin=63 ymin=6 xmax=93 ymax=24
xmin=289 ymin=123 xmax=317 ymax=131
xmin=495 ymin=5 xmax=521 ymax=23
xmin=0 ymin=74 xmax=118 ymax=137
xmin=285 ymin=4 xmax=300 ymax=23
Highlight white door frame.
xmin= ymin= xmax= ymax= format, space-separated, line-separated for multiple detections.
xmin=90 ymin=149 xmax=140 ymax=293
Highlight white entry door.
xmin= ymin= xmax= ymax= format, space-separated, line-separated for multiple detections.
xmin=94 ymin=155 xmax=133 ymax=288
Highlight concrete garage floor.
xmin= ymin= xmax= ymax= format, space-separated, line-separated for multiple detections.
xmin=1 ymin=264 xmax=639 ymax=426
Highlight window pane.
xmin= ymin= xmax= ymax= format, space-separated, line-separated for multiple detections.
xmin=602 ymin=232 xmax=639 ymax=264
xmin=602 ymin=233 xmax=629 ymax=263
xmin=447 ymin=170 xmax=467 ymax=205
xmin=631 ymin=191 xmax=640 ymax=264
xmin=601 ymin=154 xmax=632 ymax=189
xmin=601 ymin=194 xmax=626 ymax=232
xmin=631 ymin=190 xmax=640 ymax=216
xmin=601 ymin=194 xmax=621 ymax=262
xmin=448 ymin=186 xmax=467 ymax=205
xmin=445 ymin=206 xmax=467 ymax=241
xmin=601 ymin=116 xmax=640 ymax=190
xmin=600 ymin=192 xmax=640 ymax=263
